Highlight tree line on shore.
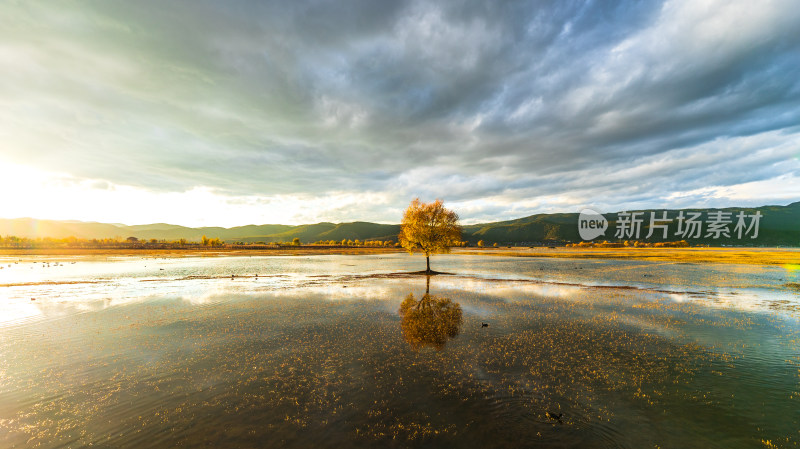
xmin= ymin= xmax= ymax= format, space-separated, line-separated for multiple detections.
xmin=0 ymin=235 xmax=398 ymax=249
xmin=0 ymin=235 xmax=412 ymax=249
xmin=0 ymin=235 xmax=211 ymax=249
xmin=0 ymin=234 xmax=479 ymax=250
xmin=566 ymin=240 xmax=691 ymax=248
xmin=0 ymin=233 xmax=690 ymax=250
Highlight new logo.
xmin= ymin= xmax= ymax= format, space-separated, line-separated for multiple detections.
xmin=578 ymin=209 xmax=607 ymax=240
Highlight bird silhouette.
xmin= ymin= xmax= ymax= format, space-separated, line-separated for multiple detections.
xmin=481 ymin=322 xmax=489 ymax=328
xmin=547 ymin=412 xmax=563 ymax=421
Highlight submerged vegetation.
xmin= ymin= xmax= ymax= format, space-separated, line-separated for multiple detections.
xmin=2 ymin=255 xmax=798 ymax=447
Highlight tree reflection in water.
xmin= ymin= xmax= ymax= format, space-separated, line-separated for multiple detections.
xmin=398 ymin=278 xmax=463 ymax=350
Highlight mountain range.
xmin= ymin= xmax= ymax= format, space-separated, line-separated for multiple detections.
xmin=1 ymin=202 xmax=798 ymax=246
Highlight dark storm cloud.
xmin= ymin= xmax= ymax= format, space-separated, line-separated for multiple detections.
xmin=1 ymin=0 xmax=798 ymax=222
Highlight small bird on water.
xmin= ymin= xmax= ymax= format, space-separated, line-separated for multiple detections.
xmin=547 ymin=412 xmax=563 ymax=421
xmin=481 ymin=322 xmax=489 ymax=328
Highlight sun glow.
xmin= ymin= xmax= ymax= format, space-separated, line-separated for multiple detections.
xmin=0 ymin=160 xmax=392 ymax=227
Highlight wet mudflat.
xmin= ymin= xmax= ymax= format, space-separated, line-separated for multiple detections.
xmin=0 ymin=254 xmax=798 ymax=448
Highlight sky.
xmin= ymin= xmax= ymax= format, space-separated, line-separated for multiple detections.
xmin=1 ymin=0 xmax=799 ymax=227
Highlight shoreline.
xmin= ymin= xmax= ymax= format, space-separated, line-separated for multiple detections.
xmin=455 ymin=247 xmax=800 ymax=266
xmin=0 ymin=246 xmax=404 ymax=257
xmin=0 ymin=246 xmax=798 ymax=266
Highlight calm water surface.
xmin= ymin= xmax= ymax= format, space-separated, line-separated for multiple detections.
xmin=0 ymin=253 xmax=798 ymax=448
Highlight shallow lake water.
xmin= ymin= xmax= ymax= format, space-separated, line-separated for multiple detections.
xmin=1 ymin=253 xmax=799 ymax=448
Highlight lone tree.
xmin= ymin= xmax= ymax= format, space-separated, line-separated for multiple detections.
xmin=399 ymin=198 xmax=461 ymax=273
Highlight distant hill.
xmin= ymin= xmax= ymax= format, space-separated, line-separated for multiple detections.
xmin=236 ymin=222 xmax=402 ymax=244
xmin=464 ymin=202 xmax=800 ymax=246
xmin=1 ymin=201 xmax=798 ymax=246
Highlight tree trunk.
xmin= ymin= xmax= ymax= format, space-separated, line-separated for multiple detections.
xmin=426 ymin=254 xmax=430 ymax=273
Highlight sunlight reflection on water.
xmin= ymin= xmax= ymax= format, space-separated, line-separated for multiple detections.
xmin=0 ymin=253 xmax=798 ymax=448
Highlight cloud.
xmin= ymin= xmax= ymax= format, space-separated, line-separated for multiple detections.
xmin=0 ymin=0 xmax=798 ymax=225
